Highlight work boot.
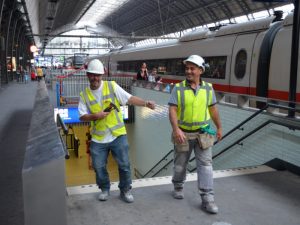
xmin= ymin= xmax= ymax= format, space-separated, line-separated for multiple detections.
xmin=120 ymin=190 xmax=134 ymax=203
xmin=98 ymin=190 xmax=109 ymax=201
xmin=201 ymin=194 xmax=218 ymax=214
xmin=201 ymin=201 xmax=219 ymax=214
xmin=172 ymin=188 xmax=184 ymax=199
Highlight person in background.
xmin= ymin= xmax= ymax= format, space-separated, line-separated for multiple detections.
xmin=20 ymin=65 xmax=25 ymax=82
xmin=148 ymin=67 xmax=158 ymax=82
xmin=168 ymin=55 xmax=222 ymax=214
xmin=36 ymin=66 xmax=43 ymax=82
xmin=16 ymin=65 xmax=21 ymax=82
xmin=42 ymin=67 xmax=47 ymax=80
xmin=136 ymin=62 xmax=148 ymax=81
xmin=31 ymin=67 xmax=37 ymax=80
xmin=78 ymin=59 xmax=155 ymax=203
xmin=24 ymin=69 xmax=28 ymax=83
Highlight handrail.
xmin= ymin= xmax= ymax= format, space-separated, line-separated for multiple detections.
xmin=136 ymin=102 xmax=300 ymax=177
xmin=59 ymin=133 xmax=69 ymax=159
xmin=56 ymin=114 xmax=68 ymax=135
xmin=213 ymin=119 xmax=300 ymax=159
xmin=220 ymin=104 xmax=268 ymax=140
xmin=189 ymin=102 xmax=299 ymax=162
xmin=56 ymin=114 xmax=69 ymax=158
xmin=152 ymin=159 xmax=174 ymax=177
xmin=139 ymin=102 xmax=300 ymax=177
xmin=141 ymin=102 xmax=300 ymax=177
xmin=188 ymin=119 xmax=300 ymax=172
xmin=138 ymin=149 xmax=174 ymax=178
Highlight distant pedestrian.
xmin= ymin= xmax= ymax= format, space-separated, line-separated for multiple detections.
xmin=24 ymin=70 xmax=29 ymax=83
xmin=148 ymin=67 xmax=158 ymax=82
xmin=36 ymin=67 xmax=43 ymax=82
xmin=136 ymin=62 xmax=148 ymax=81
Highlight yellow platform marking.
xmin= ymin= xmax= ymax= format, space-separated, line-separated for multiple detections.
xmin=65 ymin=125 xmax=119 ymax=187
xmin=67 ymin=165 xmax=276 ymax=195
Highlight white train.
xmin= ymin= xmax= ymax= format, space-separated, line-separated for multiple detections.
xmin=92 ymin=13 xmax=299 ymax=103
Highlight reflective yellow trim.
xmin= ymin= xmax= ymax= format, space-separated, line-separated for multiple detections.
xmin=176 ymin=80 xmax=213 ymax=131
xmin=80 ymin=81 xmax=126 ymax=141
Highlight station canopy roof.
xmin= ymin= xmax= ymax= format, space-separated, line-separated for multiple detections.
xmin=28 ymin=0 xmax=292 ymax=52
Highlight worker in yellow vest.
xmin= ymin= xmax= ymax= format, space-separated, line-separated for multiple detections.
xmin=78 ymin=59 xmax=155 ymax=203
xmin=168 ymin=55 xmax=222 ymax=214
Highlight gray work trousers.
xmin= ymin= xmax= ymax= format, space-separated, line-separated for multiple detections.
xmin=172 ymin=137 xmax=214 ymax=193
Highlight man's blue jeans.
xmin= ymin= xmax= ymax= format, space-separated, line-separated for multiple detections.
xmin=90 ymin=135 xmax=132 ymax=192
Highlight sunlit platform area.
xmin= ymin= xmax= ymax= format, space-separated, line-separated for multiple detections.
xmin=66 ymin=166 xmax=300 ymax=225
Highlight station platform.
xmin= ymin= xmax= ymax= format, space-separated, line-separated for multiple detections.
xmin=1 ymin=80 xmax=300 ymax=225
xmin=67 ymin=167 xmax=300 ymax=225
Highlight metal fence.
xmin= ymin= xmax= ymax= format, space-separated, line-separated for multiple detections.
xmin=49 ymin=68 xmax=133 ymax=107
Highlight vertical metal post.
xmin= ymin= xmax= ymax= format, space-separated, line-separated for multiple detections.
xmin=80 ymin=37 xmax=82 ymax=53
xmin=0 ymin=0 xmax=4 ymax=27
xmin=56 ymin=81 xmax=60 ymax=107
xmin=0 ymin=0 xmax=4 ymax=86
xmin=288 ymin=0 xmax=300 ymax=117
xmin=5 ymin=0 xmax=17 ymax=83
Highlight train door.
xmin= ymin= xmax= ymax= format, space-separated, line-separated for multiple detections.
xmin=230 ymin=33 xmax=258 ymax=95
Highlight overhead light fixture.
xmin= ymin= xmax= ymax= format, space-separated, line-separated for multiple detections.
xmin=30 ymin=45 xmax=38 ymax=52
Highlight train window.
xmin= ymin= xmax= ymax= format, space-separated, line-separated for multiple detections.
xmin=203 ymin=56 xmax=226 ymax=79
xmin=234 ymin=50 xmax=247 ymax=80
xmin=117 ymin=62 xmax=122 ymax=71
xmin=116 ymin=58 xmax=185 ymax=76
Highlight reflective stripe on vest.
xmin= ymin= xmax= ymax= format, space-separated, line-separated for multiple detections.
xmin=176 ymin=80 xmax=213 ymax=131
xmin=80 ymin=81 xmax=126 ymax=140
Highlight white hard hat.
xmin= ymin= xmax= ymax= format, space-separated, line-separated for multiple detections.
xmin=183 ymin=55 xmax=205 ymax=71
xmin=87 ymin=59 xmax=104 ymax=74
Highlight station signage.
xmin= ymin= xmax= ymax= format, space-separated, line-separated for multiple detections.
xmin=54 ymin=106 xmax=130 ymax=124
xmin=54 ymin=107 xmax=81 ymax=124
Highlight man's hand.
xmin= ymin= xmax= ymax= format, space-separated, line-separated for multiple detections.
xmin=216 ymin=128 xmax=222 ymax=141
xmin=173 ymin=128 xmax=186 ymax=144
xmin=145 ymin=101 xmax=155 ymax=110
xmin=95 ymin=111 xmax=110 ymax=120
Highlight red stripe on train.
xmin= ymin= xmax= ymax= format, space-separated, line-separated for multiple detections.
xmin=213 ymin=84 xmax=250 ymax=94
xmin=111 ymin=74 xmax=300 ymax=102
xmin=268 ymin=90 xmax=289 ymax=101
xmin=268 ymin=90 xmax=300 ymax=102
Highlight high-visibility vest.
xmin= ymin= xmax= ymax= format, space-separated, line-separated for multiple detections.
xmin=175 ymin=80 xmax=213 ymax=131
xmin=80 ymin=81 xmax=126 ymax=141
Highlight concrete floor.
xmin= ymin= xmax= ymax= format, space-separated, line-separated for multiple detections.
xmin=67 ymin=170 xmax=300 ymax=225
